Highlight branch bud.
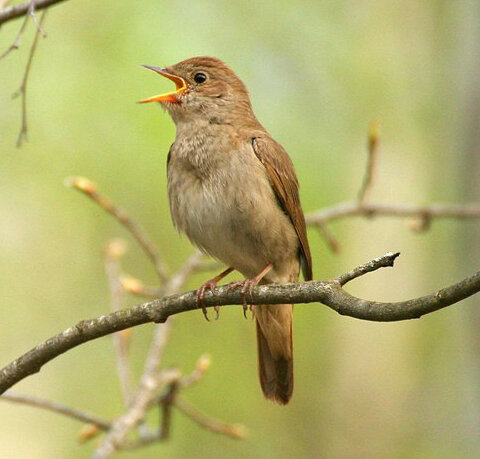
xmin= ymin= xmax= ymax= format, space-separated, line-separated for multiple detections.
xmin=368 ymin=120 xmax=380 ymax=152
xmin=64 ymin=176 xmax=97 ymax=194
xmin=105 ymin=238 xmax=128 ymax=260
xmin=77 ymin=423 xmax=101 ymax=443
xmin=120 ymin=275 xmax=144 ymax=294
xmin=196 ymin=354 xmax=211 ymax=374
xmin=408 ymin=215 xmax=431 ymax=232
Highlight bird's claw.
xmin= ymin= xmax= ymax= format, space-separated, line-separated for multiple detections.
xmin=241 ymin=305 xmax=256 ymax=320
xmin=228 ymin=279 xmax=258 ymax=320
xmin=227 ymin=280 xmax=245 ymax=293
xmin=195 ymin=279 xmax=219 ymax=322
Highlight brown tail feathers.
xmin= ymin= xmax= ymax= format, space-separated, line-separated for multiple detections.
xmin=255 ymin=304 xmax=293 ymax=405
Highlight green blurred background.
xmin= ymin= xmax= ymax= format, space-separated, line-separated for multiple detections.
xmin=1 ymin=1 xmax=479 ymax=457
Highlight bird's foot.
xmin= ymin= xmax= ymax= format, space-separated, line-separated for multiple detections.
xmin=227 ymin=280 xmax=251 ymax=318
xmin=228 ymin=269 xmax=270 ymax=319
xmin=196 ymin=279 xmax=219 ymax=321
xmin=195 ymin=267 xmax=235 ymax=321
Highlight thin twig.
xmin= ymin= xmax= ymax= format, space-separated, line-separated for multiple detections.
xmin=149 ymin=355 xmax=211 ymax=404
xmin=316 ymin=222 xmax=340 ymax=253
xmin=138 ymin=251 xmax=205 ymax=388
xmin=92 ymin=252 xmax=205 ymax=457
xmin=358 ymin=121 xmax=380 ymax=203
xmin=105 ymin=239 xmax=133 ymax=408
xmin=69 ymin=181 xmax=208 ymax=453
xmin=137 ymin=250 xmax=205 ymax=389
xmin=68 ymin=180 xmax=172 ymax=456
xmin=174 ymin=397 xmax=246 ymax=439
xmin=65 ymin=177 xmax=169 ymax=283
xmin=306 ymin=201 xmax=480 ymax=226
xmin=142 ymin=323 xmax=170 ymax=383
xmin=91 ymin=368 xmax=181 ymax=459
xmin=90 ymin=370 xmax=163 ymax=458
xmin=28 ymin=0 xmax=47 ymax=37
xmin=12 ymin=9 xmax=46 ymax=147
xmin=335 ymin=251 xmax=400 ymax=286
xmin=120 ymin=276 xmax=162 ymax=298
xmin=158 ymin=380 xmax=179 ymax=441
xmin=121 ymin=430 xmax=163 ymax=449
xmin=119 ymin=258 xmax=212 ymax=298
xmin=0 ymin=0 xmax=67 ymax=26
xmin=311 ymin=124 xmax=480 ymax=252
xmin=162 ymin=250 xmax=205 ymax=295
xmin=1 ymin=253 xmax=480 ymax=395
xmin=0 ymin=392 xmax=111 ymax=430
xmin=0 ymin=2 xmax=31 ymax=60
xmin=180 ymin=354 xmax=211 ymax=388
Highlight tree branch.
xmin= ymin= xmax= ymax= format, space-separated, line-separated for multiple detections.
xmin=0 ymin=1 xmax=31 ymax=60
xmin=65 ymin=177 xmax=169 ymax=283
xmin=307 ymin=125 xmax=480 ymax=252
xmin=12 ymin=9 xmax=46 ymax=147
xmin=92 ymin=251 xmax=205 ymax=456
xmin=0 ymin=0 xmax=67 ymax=26
xmin=335 ymin=251 xmax=400 ymax=285
xmin=64 ymin=173 xmax=210 ymax=454
xmin=306 ymin=201 xmax=480 ymax=226
xmin=357 ymin=121 xmax=380 ymax=203
xmin=91 ymin=369 xmax=180 ymax=459
xmin=116 ymin=395 xmax=246 ymax=449
xmin=158 ymin=379 xmax=180 ymax=441
xmin=174 ymin=396 xmax=246 ymax=439
xmin=1 ymin=253 xmax=479 ymax=395
xmin=104 ymin=239 xmax=133 ymax=408
xmin=0 ymin=392 xmax=111 ymax=430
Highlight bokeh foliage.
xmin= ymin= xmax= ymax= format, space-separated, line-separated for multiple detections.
xmin=1 ymin=1 xmax=479 ymax=457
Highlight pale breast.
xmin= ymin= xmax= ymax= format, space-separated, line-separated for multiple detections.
xmin=167 ymin=127 xmax=299 ymax=281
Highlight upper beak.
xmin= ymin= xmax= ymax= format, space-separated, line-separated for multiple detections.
xmin=139 ymin=65 xmax=187 ymax=104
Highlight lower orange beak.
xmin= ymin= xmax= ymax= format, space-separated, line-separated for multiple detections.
xmin=139 ymin=65 xmax=187 ymax=104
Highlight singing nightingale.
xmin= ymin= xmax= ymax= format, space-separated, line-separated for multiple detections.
xmin=140 ymin=56 xmax=312 ymax=405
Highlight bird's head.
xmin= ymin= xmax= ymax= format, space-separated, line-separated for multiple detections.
xmin=139 ymin=56 xmax=256 ymax=125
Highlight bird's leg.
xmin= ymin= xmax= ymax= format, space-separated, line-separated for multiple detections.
xmin=228 ymin=263 xmax=273 ymax=318
xmin=196 ymin=266 xmax=234 ymax=321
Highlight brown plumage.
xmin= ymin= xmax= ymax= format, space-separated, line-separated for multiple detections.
xmin=141 ymin=56 xmax=312 ymax=404
xmin=251 ymin=136 xmax=312 ymax=281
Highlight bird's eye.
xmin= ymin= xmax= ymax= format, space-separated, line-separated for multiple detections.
xmin=194 ymin=72 xmax=207 ymax=84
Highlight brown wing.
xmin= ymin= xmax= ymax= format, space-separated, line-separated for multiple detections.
xmin=252 ymin=135 xmax=312 ymax=280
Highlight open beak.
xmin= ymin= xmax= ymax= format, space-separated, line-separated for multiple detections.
xmin=139 ymin=65 xmax=187 ymax=104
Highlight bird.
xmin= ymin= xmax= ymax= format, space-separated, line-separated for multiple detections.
xmin=140 ymin=56 xmax=312 ymax=405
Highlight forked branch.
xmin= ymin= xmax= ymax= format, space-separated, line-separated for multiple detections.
xmin=0 ymin=252 xmax=478 ymax=395
xmin=0 ymin=0 xmax=67 ymax=25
